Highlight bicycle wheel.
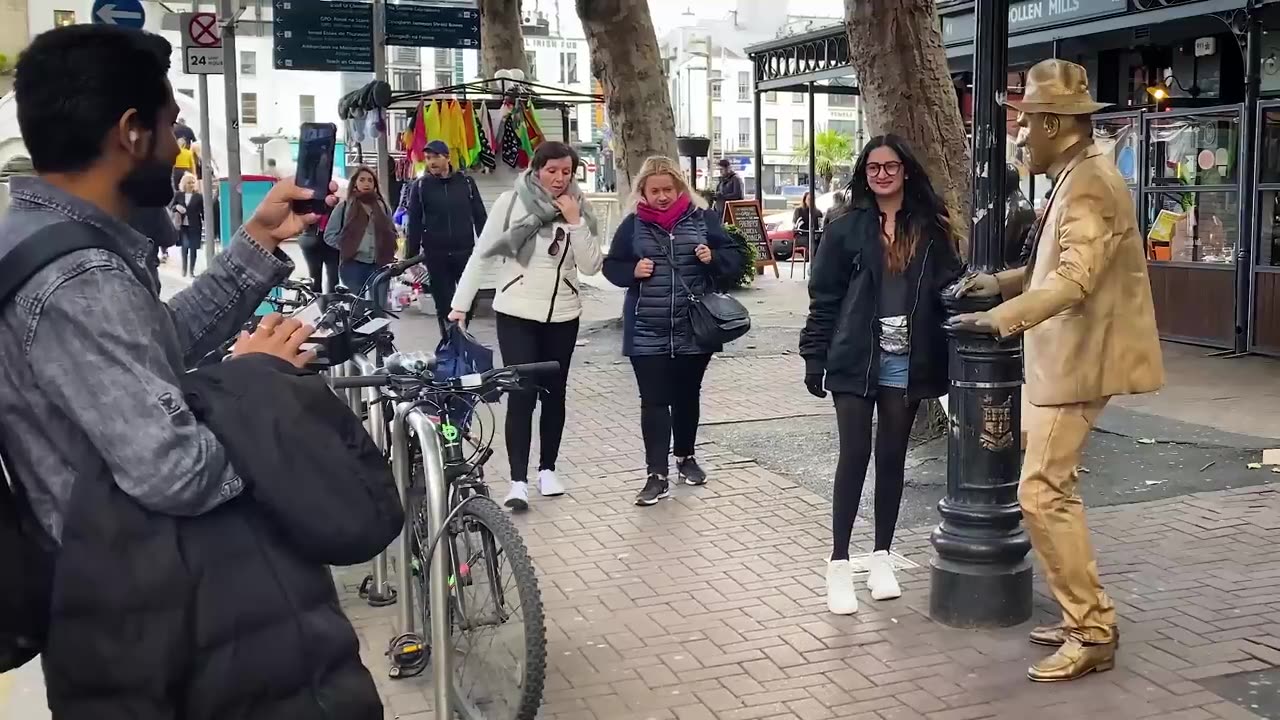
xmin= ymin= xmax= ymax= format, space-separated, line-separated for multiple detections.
xmin=445 ymin=495 xmax=546 ymax=720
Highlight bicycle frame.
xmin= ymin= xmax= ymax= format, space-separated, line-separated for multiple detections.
xmin=351 ymin=351 xmax=395 ymax=604
xmin=391 ymin=401 xmax=454 ymax=718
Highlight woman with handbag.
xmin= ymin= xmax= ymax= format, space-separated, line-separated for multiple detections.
xmin=447 ymin=141 xmax=604 ymax=511
xmin=324 ymin=166 xmax=397 ymax=302
xmin=603 ymin=156 xmax=746 ymax=506
xmin=169 ymin=172 xmax=204 ymax=277
xmin=799 ymin=135 xmax=963 ymax=615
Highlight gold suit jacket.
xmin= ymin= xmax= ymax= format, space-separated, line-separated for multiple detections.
xmin=990 ymin=143 xmax=1164 ymax=407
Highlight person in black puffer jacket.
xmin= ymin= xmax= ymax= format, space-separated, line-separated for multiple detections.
xmin=799 ymin=135 xmax=964 ymax=617
xmin=604 ymin=156 xmax=745 ymax=507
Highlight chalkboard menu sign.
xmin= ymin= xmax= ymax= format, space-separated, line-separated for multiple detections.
xmin=724 ymin=199 xmax=778 ymax=276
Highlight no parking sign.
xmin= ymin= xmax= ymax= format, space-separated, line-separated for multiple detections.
xmin=181 ymin=12 xmax=224 ymax=75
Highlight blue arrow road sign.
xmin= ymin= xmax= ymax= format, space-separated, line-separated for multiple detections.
xmin=92 ymin=0 xmax=146 ymax=28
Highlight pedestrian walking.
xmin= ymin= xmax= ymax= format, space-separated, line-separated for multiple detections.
xmin=299 ymin=204 xmax=340 ymax=294
xmin=603 ymin=156 xmax=745 ymax=506
xmin=406 ymin=139 xmax=488 ymax=337
xmin=950 ymin=59 xmax=1164 ymax=682
xmin=171 ymin=136 xmax=197 ymax=190
xmin=324 ymin=165 xmax=398 ymax=303
xmin=447 ymin=141 xmax=603 ymax=511
xmin=170 ymin=172 xmax=204 ymax=277
xmin=799 ymin=135 xmax=964 ymax=615
xmin=711 ymin=157 xmax=744 ymax=219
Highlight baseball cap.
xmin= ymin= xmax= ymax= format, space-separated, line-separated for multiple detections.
xmin=425 ymin=140 xmax=449 ymax=156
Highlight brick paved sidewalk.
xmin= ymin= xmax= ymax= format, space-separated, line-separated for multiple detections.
xmin=341 ymin=354 xmax=1280 ymax=720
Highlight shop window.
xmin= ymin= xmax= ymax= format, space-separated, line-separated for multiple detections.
xmin=1093 ymin=113 xmax=1141 ymax=219
xmin=1146 ymin=113 xmax=1239 ymax=188
xmin=1258 ymin=192 xmax=1280 ymax=267
xmin=1144 ymin=191 xmax=1237 ymax=264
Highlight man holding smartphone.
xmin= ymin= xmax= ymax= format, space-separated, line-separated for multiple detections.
xmin=0 ymin=25 xmax=372 ymax=717
xmin=408 ymin=139 xmax=488 ymax=337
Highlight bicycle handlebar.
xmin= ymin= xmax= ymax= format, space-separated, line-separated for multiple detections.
xmin=327 ymin=360 xmax=561 ymax=393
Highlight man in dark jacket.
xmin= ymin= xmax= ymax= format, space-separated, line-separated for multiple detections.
xmin=711 ymin=158 xmax=744 ymax=220
xmin=407 ymin=140 xmax=488 ymax=337
xmin=1003 ymin=163 xmax=1038 ymax=268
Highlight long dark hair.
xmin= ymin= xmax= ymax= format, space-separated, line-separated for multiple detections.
xmin=848 ymin=134 xmax=955 ymax=274
xmin=348 ymin=165 xmax=389 ymax=213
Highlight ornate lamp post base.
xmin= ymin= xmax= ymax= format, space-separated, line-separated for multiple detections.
xmin=928 ymin=292 xmax=1033 ymax=628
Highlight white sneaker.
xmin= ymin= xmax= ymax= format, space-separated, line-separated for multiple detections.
xmin=538 ymin=469 xmax=566 ymax=497
xmin=866 ymin=550 xmax=902 ymax=601
xmin=503 ymin=481 xmax=530 ymax=512
xmin=826 ymin=559 xmax=858 ymax=615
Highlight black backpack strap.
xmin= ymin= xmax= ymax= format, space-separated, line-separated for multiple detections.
xmin=0 ymin=221 xmax=152 ymax=306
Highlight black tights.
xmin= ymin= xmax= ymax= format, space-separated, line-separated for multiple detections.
xmin=831 ymin=389 xmax=921 ymax=560
xmin=495 ymin=312 xmax=579 ymax=483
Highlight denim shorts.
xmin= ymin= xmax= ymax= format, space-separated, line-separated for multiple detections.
xmin=878 ymin=352 xmax=909 ymax=389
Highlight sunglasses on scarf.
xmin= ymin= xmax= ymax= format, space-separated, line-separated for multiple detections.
xmin=549 ymin=227 xmax=567 ymax=257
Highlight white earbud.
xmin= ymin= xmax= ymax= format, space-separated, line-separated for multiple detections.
xmin=129 ymin=130 xmax=139 ymax=144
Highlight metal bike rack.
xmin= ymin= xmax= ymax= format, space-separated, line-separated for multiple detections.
xmin=390 ymin=402 xmax=453 ymax=717
xmin=352 ymin=351 xmax=396 ymax=607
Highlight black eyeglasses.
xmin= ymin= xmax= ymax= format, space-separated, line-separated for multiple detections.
xmin=549 ymin=228 xmax=567 ymax=257
xmin=866 ymin=161 xmax=903 ymax=178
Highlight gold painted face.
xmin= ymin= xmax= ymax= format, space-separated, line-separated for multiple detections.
xmin=1016 ymin=111 xmax=1056 ymax=176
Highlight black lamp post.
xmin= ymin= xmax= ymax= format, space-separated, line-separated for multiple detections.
xmin=928 ymin=0 xmax=1034 ymax=627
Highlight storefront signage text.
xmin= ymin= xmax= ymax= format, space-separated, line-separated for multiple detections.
xmin=941 ymin=0 xmax=1127 ymax=46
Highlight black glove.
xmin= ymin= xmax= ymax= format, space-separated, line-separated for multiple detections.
xmin=805 ymin=372 xmax=826 ymax=399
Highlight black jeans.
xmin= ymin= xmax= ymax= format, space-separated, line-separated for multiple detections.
xmin=300 ymin=234 xmax=340 ymax=294
xmin=630 ymin=353 xmax=712 ymax=477
xmin=495 ymin=312 xmax=579 ymax=483
xmin=426 ymin=252 xmax=472 ymax=338
xmin=830 ymin=389 xmax=921 ymax=559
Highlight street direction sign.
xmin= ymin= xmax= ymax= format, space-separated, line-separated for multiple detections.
xmin=273 ymin=1 xmax=483 ymax=72
xmin=385 ymin=4 xmax=481 ymax=49
xmin=181 ymin=12 xmax=224 ymax=75
xmin=92 ymin=0 xmax=145 ymax=28
xmin=273 ymin=0 xmax=374 ymax=73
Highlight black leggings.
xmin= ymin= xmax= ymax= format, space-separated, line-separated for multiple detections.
xmin=631 ymin=353 xmax=712 ymax=476
xmin=495 ymin=312 xmax=579 ymax=483
xmin=425 ymin=253 xmax=472 ymax=339
xmin=300 ymin=236 xmax=340 ymax=294
xmin=831 ymin=389 xmax=921 ymax=560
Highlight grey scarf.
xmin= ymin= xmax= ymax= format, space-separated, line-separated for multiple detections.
xmin=482 ymin=169 xmax=598 ymax=265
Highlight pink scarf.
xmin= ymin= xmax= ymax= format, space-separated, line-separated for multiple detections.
xmin=636 ymin=193 xmax=692 ymax=232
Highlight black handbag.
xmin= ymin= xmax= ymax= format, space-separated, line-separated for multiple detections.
xmin=655 ymin=231 xmax=751 ymax=348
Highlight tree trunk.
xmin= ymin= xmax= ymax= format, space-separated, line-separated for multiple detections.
xmin=845 ymin=0 xmax=971 ymax=253
xmin=576 ymin=0 xmax=678 ymax=198
xmin=479 ymin=0 xmax=529 ymax=79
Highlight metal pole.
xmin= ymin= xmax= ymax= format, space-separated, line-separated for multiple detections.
xmin=929 ymin=0 xmax=1033 ymax=628
xmin=198 ymin=73 xmax=216 ymax=262
xmin=372 ymin=0 xmax=392 ymax=208
xmin=1235 ymin=17 xmax=1261 ymax=354
xmin=807 ymin=81 xmax=816 ymax=258
xmin=219 ymin=0 xmax=243 ymax=230
xmin=752 ymin=83 xmax=763 ymax=201
xmin=705 ymin=36 xmax=714 ymax=191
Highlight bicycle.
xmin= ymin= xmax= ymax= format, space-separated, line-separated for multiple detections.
xmin=332 ymin=357 xmax=553 ymax=720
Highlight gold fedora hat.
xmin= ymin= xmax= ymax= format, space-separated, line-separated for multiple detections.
xmin=1006 ymin=59 xmax=1111 ymax=115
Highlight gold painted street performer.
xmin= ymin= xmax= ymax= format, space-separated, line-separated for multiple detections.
xmin=949 ymin=59 xmax=1164 ymax=682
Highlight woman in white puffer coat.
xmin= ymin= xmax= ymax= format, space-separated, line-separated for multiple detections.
xmin=448 ymin=141 xmax=603 ymax=511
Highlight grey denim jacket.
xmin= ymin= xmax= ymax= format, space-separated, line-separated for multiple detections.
xmin=0 ymin=177 xmax=292 ymax=542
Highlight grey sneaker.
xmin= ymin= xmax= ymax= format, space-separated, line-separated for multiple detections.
xmin=677 ymin=457 xmax=707 ymax=486
xmin=634 ymin=474 xmax=671 ymax=506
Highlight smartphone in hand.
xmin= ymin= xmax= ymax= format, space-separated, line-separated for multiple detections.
xmin=293 ymin=122 xmax=337 ymax=216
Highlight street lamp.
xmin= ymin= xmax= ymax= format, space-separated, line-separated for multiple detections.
xmin=688 ymin=36 xmax=716 ymax=190
xmin=929 ymin=0 xmax=1033 ymax=627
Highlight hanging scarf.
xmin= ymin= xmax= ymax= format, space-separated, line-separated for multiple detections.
xmin=480 ymin=170 xmax=599 ymax=265
xmin=636 ymin=193 xmax=693 ymax=233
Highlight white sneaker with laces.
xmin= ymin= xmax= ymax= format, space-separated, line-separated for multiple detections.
xmin=866 ymin=550 xmax=902 ymax=601
xmin=826 ymin=559 xmax=858 ymax=615
xmin=538 ymin=469 xmax=566 ymax=497
xmin=504 ymin=481 xmax=530 ymax=511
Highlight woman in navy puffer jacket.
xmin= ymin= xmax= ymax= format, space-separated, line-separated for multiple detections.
xmin=603 ymin=156 xmax=745 ymax=507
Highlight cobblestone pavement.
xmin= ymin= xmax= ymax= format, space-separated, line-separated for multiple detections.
xmin=339 ymin=311 xmax=1280 ymax=720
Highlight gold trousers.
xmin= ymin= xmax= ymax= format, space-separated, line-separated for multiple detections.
xmin=1019 ymin=398 xmax=1116 ymax=644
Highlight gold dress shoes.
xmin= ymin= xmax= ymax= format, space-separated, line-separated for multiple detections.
xmin=1027 ymin=638 xmax=1116 ymax=682
xmin=1029 ymin=624 xmax=1119 ymax=647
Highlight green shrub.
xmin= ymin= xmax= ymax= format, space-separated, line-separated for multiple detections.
xmin=720 ymin=223 xmax=758 ymax=291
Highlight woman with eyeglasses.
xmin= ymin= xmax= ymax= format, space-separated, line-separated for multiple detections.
xmin=799 ymin=135 xmax=964 ymax=615
xmin=449 ymin=141 xmax=603 ymax=511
